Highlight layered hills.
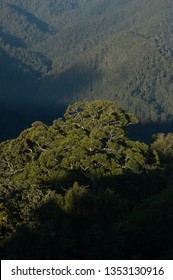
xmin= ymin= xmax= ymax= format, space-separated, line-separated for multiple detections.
xmin=0 ymin=0 xmax=173 ymax=140
xmin=1 ymin=2 xmax=173 ymax=259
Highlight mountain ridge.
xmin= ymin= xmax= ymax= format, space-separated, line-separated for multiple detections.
xmin=0 ymin=0 xmax=173 ymax=140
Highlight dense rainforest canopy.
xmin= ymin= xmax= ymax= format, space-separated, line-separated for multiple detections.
xmin=0 ymin=100 xmax=173 ymax=260
xmin=0 ymin=0 xmax=173 ymax=140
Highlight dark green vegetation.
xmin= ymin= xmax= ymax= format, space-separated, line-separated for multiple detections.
xmin=1 ymin=100 xmax=173 ymax=259
xmin=1 ymin=0 xmax=173 ymax=141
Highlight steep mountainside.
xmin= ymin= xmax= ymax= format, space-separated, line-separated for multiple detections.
xmin=0 ymin=0 xmax=173 ymax=140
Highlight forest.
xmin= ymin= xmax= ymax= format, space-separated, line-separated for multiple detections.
xmin=0 ymin=100 xmax=173 ymax=259
xmin=0 ymin=0 xmax=173 ymax=260
xmin=1 ymin=0 xmax=173 ymax=141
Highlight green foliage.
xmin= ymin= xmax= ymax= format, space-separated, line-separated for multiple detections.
xmin=1 ymin=0 xmax=173 ymax=258
xmin=1 ymin=0 xmax=173 ymax=141
xmin=1 ymin=100 xmax=172 ymax=260
xmin=151 ymin=133 xmax=173 ymax=162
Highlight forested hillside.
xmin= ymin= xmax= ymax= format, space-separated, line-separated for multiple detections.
xmin=0 ymin=0 xmax=173 ymax=141
xmin=1 ymin=100 xmax=173 ymax=260
xmin=1 ymin=0 xmax=173 ymax=261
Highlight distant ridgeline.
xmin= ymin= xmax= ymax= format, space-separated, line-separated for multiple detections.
xmin=1 ymin=100 xmax=173 ymax=260
xmin=0 ymin=0 xmax=173 ymax=140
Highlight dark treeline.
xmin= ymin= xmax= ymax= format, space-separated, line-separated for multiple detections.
xmin=0 ymin=100 xmax=173 ymax=260
xmin=1 ymin=1 xmax=173 ymax=260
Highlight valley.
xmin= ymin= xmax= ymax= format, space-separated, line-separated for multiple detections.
xmin=0 ymin=0 xmax=173 ymax=141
